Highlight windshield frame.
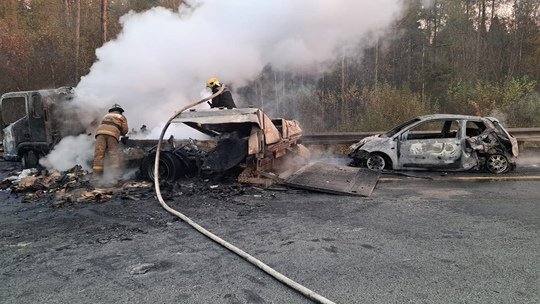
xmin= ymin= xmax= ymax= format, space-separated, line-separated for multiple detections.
xmin=384 ymin=118 xmax=421 ymax=137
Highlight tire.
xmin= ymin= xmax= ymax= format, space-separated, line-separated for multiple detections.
xmin=366 ymin=154 xmax=387 ymax=171
xmin=141 ymin=151 xmax=182 ymax=182
xmin=172 ymin=150 xmax=195 ymax=178
xmin=485 ymin=153 xmax=509 ymax=174
xmin=22 ymin=150 xmax=39 ymax=169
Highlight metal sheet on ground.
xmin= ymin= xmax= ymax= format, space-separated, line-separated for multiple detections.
xmin=284 ymin=162 xmax=380 ymax=196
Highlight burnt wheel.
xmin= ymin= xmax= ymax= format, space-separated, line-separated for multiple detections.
xmin=486 ymin=154 xmax=509 ymax=174
xmin=366 ymin=154 xmax=387 ymax=171
xmin=22 ymin=150 xmax=39 ymax=169
xmin=141 ymin=151 xmax=182 ymax=182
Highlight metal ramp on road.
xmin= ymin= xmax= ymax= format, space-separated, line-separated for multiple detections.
xmin=284 ymin=162 xmax=380 ymax=197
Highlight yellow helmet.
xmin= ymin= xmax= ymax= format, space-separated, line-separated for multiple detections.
xmin=206 ymin=77 xmax=221 ymax=88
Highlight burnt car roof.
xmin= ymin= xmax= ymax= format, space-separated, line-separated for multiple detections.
xmin=1 ymin=87 xmax=74 ymax=99
xmin=415 ymin=114 xmax=496 ymax=121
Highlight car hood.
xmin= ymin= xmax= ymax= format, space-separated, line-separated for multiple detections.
xmin=349 ymin=134 xmax=383 ymax=152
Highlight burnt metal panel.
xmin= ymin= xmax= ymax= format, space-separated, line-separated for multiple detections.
xmin=285 ymin=162 xmax=380 ymax=197
xmin=174 ymin=108 xmax=260 ymax=124
xmin=204 ymin=137 xmax=248 ymax=172
xmin=174 ymin=108 xmax=284 ymax=146
xmin=27 ymin=93 xmax=47 ymax=144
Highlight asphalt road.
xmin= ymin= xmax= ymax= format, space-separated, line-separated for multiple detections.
xmin=0 ymin=160 xmax=539 ymax=304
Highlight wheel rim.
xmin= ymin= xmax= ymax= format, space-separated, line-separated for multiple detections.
xmin=148 ymin=158 xmax=173 ymax=181
xmin=366 ymin=155 xmax=385 ymax=171
xmin=487 ymin=154 xmax=508 ymax=174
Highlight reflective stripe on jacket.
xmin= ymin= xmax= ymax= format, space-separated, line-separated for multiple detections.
xmin=95 ymin=112 xmax=129 ymax=141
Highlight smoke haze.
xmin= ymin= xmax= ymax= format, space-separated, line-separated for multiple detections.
xmin=39 ymin=134 xmax=95 ymax=171
xmin=45 ymin=0 xmax=410 ymax=171
xmin=76 ymin=0 xmax=406 ymax=131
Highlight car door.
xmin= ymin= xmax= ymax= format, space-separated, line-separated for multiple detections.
xmin=0 ymin=93 xmax=30 ymax=154
xmin=398 ymin=119 xmax=463 ymax=168
xmin=27 ymin=93 xmax=47 ymax=144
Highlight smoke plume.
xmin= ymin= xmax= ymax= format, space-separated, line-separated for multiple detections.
xmin=75 ymin=0 xmax=406 ymax=131
xmin=45 ymin=0 xmax=409 ymax=171
xmin=39 ymin=134 xmax=95 ymax=171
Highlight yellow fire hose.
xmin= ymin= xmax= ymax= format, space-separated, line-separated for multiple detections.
xmin=153 ymin=87 xmax=335 ymax=304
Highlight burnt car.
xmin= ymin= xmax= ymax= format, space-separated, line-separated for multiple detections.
xmin=135 ymin=107 xmax=309 ymax=185
xmin=348 ymin=114 xmax=518 ymax=174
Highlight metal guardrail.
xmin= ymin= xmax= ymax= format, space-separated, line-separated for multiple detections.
xmin=302 ymin=128 xmax=540 ymax=145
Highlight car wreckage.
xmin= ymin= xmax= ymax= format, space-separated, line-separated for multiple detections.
xmin=0 ymin=87 xmax=380 ymax=196
xmin=0 ymin=87 xmax=309 ymax=185
xmin=132 ymin=107 xmax=310 ymax=186
xmin=349 ymin=114 xmax=519 ymax=174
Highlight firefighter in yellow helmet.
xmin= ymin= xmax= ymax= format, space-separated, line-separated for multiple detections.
xmin=92 ymin=104 xmax=129 ymax=178
xmin=206 ymin=77 xmax=237 ymax=109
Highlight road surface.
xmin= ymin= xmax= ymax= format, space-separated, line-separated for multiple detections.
xmin=0 ymin=159 xmax=538 ymax=303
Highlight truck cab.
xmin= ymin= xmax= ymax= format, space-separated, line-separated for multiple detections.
xmin=1 ymin=87 xmax=85 ymax=168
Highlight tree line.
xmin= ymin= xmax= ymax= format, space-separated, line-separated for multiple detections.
xmin=1 ymin=0 xmax=183 ymax=92
xmin=243 ymin=0 xmax=540 ymax=131
xmin=1 ymin=0 xmax=539 ymax=131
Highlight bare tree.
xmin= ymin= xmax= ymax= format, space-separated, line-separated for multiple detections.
xmin=101 ymin=0 xmax=108 ymax=44
xmin=75 ymin=0 xmax=81 ymax=80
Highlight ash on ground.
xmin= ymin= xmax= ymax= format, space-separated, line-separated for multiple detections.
xmin=0 ymin=164 xmax=289 ymax=208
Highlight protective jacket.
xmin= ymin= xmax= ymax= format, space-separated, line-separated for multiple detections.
xmin=95 ymin=112 xmax=129 ymax=141
xmin=210 ymin=86 xmax=237 ymax=109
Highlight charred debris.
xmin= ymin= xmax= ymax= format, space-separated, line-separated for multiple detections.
xmin=0 ymin=164 xmax=276 ymax=207
xmin=3 ymin=88 xmax=466 ymax=202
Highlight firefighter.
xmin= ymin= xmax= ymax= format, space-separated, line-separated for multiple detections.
xmin=206 ymin=77 xmax=237 ymax=109
xmin=92 ymin=104 xmax=129 ymax=178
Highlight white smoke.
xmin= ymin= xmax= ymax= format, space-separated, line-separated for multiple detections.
xmin=75 ymin=0 xmax=406 ymax=132
xmin=44 ymin=0 xmax=409 ymax=172
xmin=39 ymin=134 xmax=95 ymax=171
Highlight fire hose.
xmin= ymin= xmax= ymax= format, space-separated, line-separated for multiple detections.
xmin=153 ymin=87 xmax=335 ymax=304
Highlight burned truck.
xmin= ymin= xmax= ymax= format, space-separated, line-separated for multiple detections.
xmin=0 ymin=87 xmax=86 ymax=168
xmin=133 ymin=107 xmax=310 ymax=186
